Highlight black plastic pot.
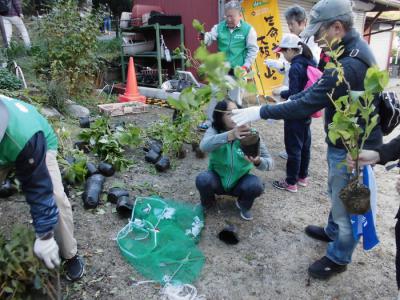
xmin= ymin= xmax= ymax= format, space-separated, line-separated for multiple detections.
xmin=116 ymin=196 xmax=135 ymax=218
xmin=155 ymin=156 xmax=171 ymax=172
xmin=79 ymin=116 xmax=90 ymax=128
xmin=82 ymin=174 xmax=105 ymax=209
xmin=218 ymin=225 xmax=239 ymax=245
xmin=145 ymin=149 xmax=161 ymax=164
xmin=65 ymin=156 xmax=75 ymax=165
xmin=195 ymin=148 xmax=206 ymax=159
xmin=191 ymin=142 xmax=199 ymax=152
xmin=240 ymin=132 xmax=260 ymax=158
xmin=0 ymin=179 xmax=17 ymax=198
xmin=62 ymin=180 xmax=70 ymax=197
xmin=74 ymin=141 xmax=90 ymax=153
xmin=176 ymin=148 xmax=186 ymax=159
xmin=144 ymin=139 xmax=163 ymax=155
xmin=98 ymin=162 xmax=115 ymax=177
xmin=107 ymin=187 xmax=129 ymax=204
xmin=86 ymin=162 xmax=99 ymax=177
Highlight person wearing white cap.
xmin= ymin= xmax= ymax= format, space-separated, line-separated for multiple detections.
xmin=231 ymin=0 xmax=383 ymax=280
xmin=0 ymin=96 xmax=84 ymax=281
xmin=270 ymin=33 xmax=317 ymax=194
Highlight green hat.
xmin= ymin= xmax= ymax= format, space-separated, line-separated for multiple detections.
xmin=301 ymin=0 xmax=353 ymax=39
xmin=0 ymin=100 xmax=9 ymax=142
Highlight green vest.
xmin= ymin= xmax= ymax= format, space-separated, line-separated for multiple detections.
xmin=217 ymin=20 xmax=251 ymax=68
xmin=208 ymin=140 xmax=253 ymax=191
xmin=0 ymin=96 xmax=58 ymax=166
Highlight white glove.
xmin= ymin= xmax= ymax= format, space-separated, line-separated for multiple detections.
xmin=232 ymin=106 xmax=262 ymax=126
xmin=264 ymin=59 xmax=284 ymax=70
xmin=34 ymin=236 xmax=61 ymax=269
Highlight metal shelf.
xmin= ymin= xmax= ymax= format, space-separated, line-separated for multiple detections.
xmin=120 ymin=23 xmax=185 ymax=88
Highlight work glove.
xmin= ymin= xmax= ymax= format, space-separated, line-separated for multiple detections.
xmin=264 ymin=59 xmax=284 ymax=70
xmin=34 ymin=235 xmax=61 ymax=269
xmin=232 ymin=106 xmax=262 ymax=126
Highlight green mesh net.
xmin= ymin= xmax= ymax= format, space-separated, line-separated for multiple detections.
xmin=116 ymin=196 xmax=205 ymax=284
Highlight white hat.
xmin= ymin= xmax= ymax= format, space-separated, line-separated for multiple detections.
xmin=273 ymin=33 xmax=301 ymax=53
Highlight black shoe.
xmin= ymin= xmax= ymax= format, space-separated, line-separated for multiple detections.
xmin=64 ymin=255 xmax=85 ymax=281
xmin=305 ymin=225 xmax=333 ymax=242
xmin=308 ymin=256 xmax=347 ymax=280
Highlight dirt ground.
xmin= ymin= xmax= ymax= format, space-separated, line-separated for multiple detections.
xmin=1 ymin=81 xmax=400 ymax=300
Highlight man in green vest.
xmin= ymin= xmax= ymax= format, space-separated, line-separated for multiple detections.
xmin=0 ymin=96 xmax=84 ymax=281
xmin=198 ymin=0 xmax=259 ymax=130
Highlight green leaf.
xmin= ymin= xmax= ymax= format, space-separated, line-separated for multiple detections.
xmin=192 ymin=19 xmax=205 ymax=33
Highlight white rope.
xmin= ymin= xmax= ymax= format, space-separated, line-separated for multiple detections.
xmin=160 ymin=283 xmax=206 ymax=300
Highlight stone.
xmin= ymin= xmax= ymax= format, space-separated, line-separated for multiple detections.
xmin=40 ymin=106 xmax=62 ymax=119
xmin=66 ymin=103 xmax=90 ymax=118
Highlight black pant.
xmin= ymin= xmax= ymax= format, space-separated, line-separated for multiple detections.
xmin=195 ymin=171 xmax=264 ymax=210
xmin=284 ymin=119 xmax=311 ymax=185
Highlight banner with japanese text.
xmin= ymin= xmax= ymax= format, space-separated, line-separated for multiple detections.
xmin=242 ymin=0 xmax=283 ymax=95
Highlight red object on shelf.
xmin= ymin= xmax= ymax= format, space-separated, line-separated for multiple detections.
xmin=131 ymin=4 xmax=163 ymax=26
xmin=118 ymin=57 xmax=146 ymax=103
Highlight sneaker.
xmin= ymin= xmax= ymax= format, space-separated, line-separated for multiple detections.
xmin=278 ymin=151 xmax=288 ymax=160
xmin=272 ymin=179 xmax=297 ymax=193
xmin=235 ymin=200 xmax=253 ymax=221
xmin=308 ymin=256 xmax=347 ymax=280
xmin=298 ymin=177 xmax=309 ymax=187
xmin=305 ymin=225 xmax=333 ymax=242
xmin=64 ymin=255 xmax=85 ymax=281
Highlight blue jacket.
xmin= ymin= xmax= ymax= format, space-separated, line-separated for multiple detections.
xmin=15 ymin=132 xmax=58 ymax=235
xmin=261 ymin=29 xmax=383 ymax=150
xmin=280 ymin=54 xmax=316 ymax=100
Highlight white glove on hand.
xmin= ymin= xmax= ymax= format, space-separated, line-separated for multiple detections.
xmin=232 ymin=106 xmax=262 ymax=126
xmin=34 ymin=236 xmax=60 ymax=269
xmin=264 ymin=59 xmax=284 ymax=70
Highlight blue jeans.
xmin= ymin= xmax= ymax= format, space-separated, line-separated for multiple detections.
xmin=103 ymin=17 xmax=111 ymax=32
xmin=324 ymin=145 xmax=359 ymax=265
xmin=284 ymin=119 xmax=311 ymax=185
xmin=195 ymin=171 xmax=264 ymax=211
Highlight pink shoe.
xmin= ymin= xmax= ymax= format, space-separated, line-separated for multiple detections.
xmin=298 ymin=177 xmax=309 ymax=187
xmin=272 ymin=179 xmax=298 ymax=193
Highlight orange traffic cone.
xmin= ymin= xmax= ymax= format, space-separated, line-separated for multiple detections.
xmin=118 ymin=56 xmax=146 ymax=103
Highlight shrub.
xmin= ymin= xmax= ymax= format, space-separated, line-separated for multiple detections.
xmin=34 ymin=0 xmax=102 ymax=96
xmin=0 ymin=68 xmax=23 ymax=91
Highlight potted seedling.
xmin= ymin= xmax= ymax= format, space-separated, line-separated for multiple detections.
xmin=240 ymin=128 xmax=260 ymax=158
xmin=325 ymin=38 xmax=389 ymax=215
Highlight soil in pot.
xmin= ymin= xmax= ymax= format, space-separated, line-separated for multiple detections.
xmin=145 ymin=149 xmax=161 ymax=164
xmin=98 ymin=162 xmax=115 ymax=177
xmin=82 ymin=174 xmax=105 ymax=209
xmin=107 ymin=187 xmax=129 ymax=204
xmin=339 ymin=178 xmax=370 ymax=215
xmin=74 ymin=141 xmax=90 ymax=153
xmin=155 ymin=156 xmax=171 ymax=172
xmin=240 ymin=131 xmax=260 ymax=158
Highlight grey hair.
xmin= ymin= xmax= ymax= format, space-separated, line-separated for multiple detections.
xmin=284 ymin=5 xmax=307 ymax=23
xmin=224 ymin=1 xmax=242 ymax=12
xmin=320 ymin=13 xmax=354 ymax=32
